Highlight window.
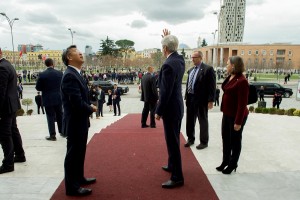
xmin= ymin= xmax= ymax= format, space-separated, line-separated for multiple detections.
xmin=262 ymin=50 xmax=266 ymax=56
xmin=277 ymin=49 xmax=285 ymax=55
xmin=288 ymin=50 xmax=292 ymax=56
xmin=248 ymin=50 xmax=251 ymax=55
xmin=241 ymin=50 xmax=244 ymax=55
xmin=255 ymin=50 xmax=259 ymax=55
xmin=270 ymin=50 xmax=274 ymax=56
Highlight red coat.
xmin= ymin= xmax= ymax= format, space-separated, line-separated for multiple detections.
xmin=221 ymin=74 xmax=249 ymax=125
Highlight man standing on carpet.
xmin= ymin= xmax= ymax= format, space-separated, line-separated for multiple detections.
xmin=61 ymin=45 xmax=97 ymax=196
xmin=155 ymin=29 xmax=185 ymax=189
xmin=140 ymin=66 xmax=158 ymax=128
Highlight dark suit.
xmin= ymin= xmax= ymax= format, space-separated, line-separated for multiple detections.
xmin=185 ymin=63 xmax=216 ymax=145
xmin=97 ymin=89 xmax=105 ymax=117
xmin=112 ymin=88 xmax=121 ymax=115
xmin=141 ymin=72 xmax=158 ymax=127
xmin=61 ymin=66 xmax=94 ymax=194
xmin=36 ymin=67 xmax=63 ymax=136
xmin=0 ymin=58 xmax=25 ymax=169
xmin=35 ymin=94 xmax=45 ymax=114
xmin=155 ymin=52 xmax=185 ymax=182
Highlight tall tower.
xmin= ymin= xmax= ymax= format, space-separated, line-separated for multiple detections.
xmin=219 ymin=0 xmax=246 ymax=43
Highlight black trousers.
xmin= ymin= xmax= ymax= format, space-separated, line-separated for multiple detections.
xmin=221 ymin=115 xmax=247 ymax=167
xmin=45 ymin=104 xmax=63 ymax=136
xmin=113 ymin=100 xmax=121 ymax=115
xmin=97 ymin=101 xmax=104 ymax=117
xmin=141 ymin=101 xmax=156 ymax=126
xmin=214 ymin=97 xmax=219 ymax=106
xmin=163 ymin=117 xmax=184 ymax=182
xmin=186 ymin=95 xmax=209 ymax=145
xmin=0 ymin=112 xmax=25 ymax=168
xmin=64 ymin=131 xmax=88 ymax=193
xmin=37 ymin=105 xmax=45 ymax=114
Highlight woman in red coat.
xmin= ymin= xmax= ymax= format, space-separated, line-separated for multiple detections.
xmin=216 ymin=56 xmax=249 ymax=174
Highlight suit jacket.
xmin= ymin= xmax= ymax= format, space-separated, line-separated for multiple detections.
xmin=35 ymin=67 xmax=63 ymax=107
xmin=185 ymin=62 xmax=216 ymax=105
xmin=221 ymin=74 xmax=249 ymax=125
xmin=112 ymin=88 xmax=121 ymax=102
xmin=140 ymin=72 xmax=158 ymax=103
xmin=98 ymin=90 xmax=106 ymax=103
xmin=35 ymin=95 xmax=43 ymax=106
xmin=60 ymin=67 xmax=93 ymax=138
xmin=156 ymin=52 xmax=185 ymax=120
xmin=0 ymin=58 xmax=21 ymax=118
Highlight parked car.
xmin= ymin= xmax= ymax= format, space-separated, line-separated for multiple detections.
xmin=250 ymin=82 xmax=293 ymax=98
xmin=92 ymin=80 xmax=129 ymax=95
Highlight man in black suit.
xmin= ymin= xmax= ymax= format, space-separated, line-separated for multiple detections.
xmin=155 ymin=29 xmax=185 ymax=189
xmin=97 ymin=85 xmax=105 ymax=117
xmin=141 ymin=66 xmax=158 ymax=128
xmin=36 ymin=58 xmax=63 ymax=140
xmin=35 ymin=91 xmax=45 ymax=114
xmin=112 ymin=84 xmax=121 ymax=116
xmin=184 ymin=51 xmax=216 ymax=150
xmin=61 ymin=45 xmax=97 ymax=196
xmin=0 ymin=48 xmax=26 ymax=174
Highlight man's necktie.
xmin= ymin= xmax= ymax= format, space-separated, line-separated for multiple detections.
xmin=187 ymin=67 xmax=198 ymax=93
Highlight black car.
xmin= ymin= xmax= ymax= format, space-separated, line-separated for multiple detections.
xmin=250 ymin=82 xmax=293 ymax=98
xmin=92 ymin=80 xmax=129 ymax=95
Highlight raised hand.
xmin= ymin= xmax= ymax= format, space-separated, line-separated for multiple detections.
xmin=161 ymin=29 xmax=171 ymax=38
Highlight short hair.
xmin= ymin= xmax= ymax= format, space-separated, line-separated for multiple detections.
xmin=229 ymin=56 xmax=245 ymax=75
xmin=194 ymin=51 xmax=203 ymax=58
xmin=161 ymin=35 xmax=179 ymax=53
xmin=62 ymin=45 xmax=77 ymax=66
xmin=44 ymin=58 xmax=53 ymax=67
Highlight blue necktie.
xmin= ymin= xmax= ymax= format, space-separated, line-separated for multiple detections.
xmin=187 ymin=67 xmax=198 ymax=93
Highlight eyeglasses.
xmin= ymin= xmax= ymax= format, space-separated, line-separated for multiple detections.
xmin=192 ymin=56 xmax=200 ymax=59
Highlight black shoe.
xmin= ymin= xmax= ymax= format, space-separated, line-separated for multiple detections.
xmin=118 ymin=114 xmax=121 ymax=116
xmin=196 ymin=143 xmax=208 ymax=150
xmin=60 ymin=133 xmax=67 ymax=138
xmin=80 ymin=177 xmax=96 ymax=185
xmin=14 ymin=156 xmax=26 ymax=163
xmin=114 ymin=114 xmax=116 ymax=116
xmin=162 ymin=180 xmax=184 ymax=189
xmin=66 ymin=187 xmax=92 ymax=196
xmin=162 ymin=165 xmax=172 ymax=173
xmin=184 ymin=140 xmax=194 ymax=147
xmin=216 ymin=162 xmax=228 ymax=172
xmin=0 ymin=165 xmax=14 ymax=174
xmin=222 ymin=165 xmax=238 ymax=175
xmin=150 ymin=125 xmax=156 ymax=128
xmin=45 ymin=136 xmax=56 ymax=141
xmin=141 ymin=124 xmax=150 ymax=128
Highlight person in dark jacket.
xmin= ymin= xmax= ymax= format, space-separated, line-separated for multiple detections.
xmin=0 ymin=48 xmax=26 ymax=174
xmin=35 ymin=91 xmax=45 ymax=114
xmin=214 ymin=85 xmax=220 ymax=106
xmin=217 ymin=56 xmax=249 ymax=175
xmin=273 ymin=91 xmax=282 ymax=109
xmin=259 ymin=86 xmax=265 ymax=101
xmin=112 ymin=84 xmax=121 ymax=116
xmin=36 ymin=58 xmax=64 ymax=140
xmin=97 ymin=85 xmax=105 ymax=117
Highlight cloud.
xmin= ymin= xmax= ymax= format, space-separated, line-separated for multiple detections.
xmin=129 ymin=20 xmax=147 ymax=28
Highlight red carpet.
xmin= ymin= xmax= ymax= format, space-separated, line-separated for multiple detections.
xmin=51 ymin=114 xmax=219 ymax=200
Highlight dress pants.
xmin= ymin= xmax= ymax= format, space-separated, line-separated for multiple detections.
xmin=64 ymin=131 xmax=88 ymax=193
xmin=186 ymin=94 xmax=209 ymax=144
xmin=45 ymin=105 xmax=63 ymax=136
xmin=97 ymin=101 xmax=104 ymax=117
xmin=163 ymin=117 xmax=184 ymax=182
xmin=0 ymin=113 xmax=25 ymax=168
xmin=141 ymin=101 xmax=156 ymax=126
xmin=221 ymin=115 xmax=247 ymax=167
xmin=113 ymin=100 xmax=121 ymax=115
xmin=37 ymin=105 xmax=45 ymax=114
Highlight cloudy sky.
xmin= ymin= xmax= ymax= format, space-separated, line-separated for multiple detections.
xmin=1 ymin=0 xmax=299 ymax=52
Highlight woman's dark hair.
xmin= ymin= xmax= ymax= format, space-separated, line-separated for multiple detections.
xmin=229 ymin=56 xmax=245 ymax=75
xmin=62 ymin=45 xmax=77 ymax=66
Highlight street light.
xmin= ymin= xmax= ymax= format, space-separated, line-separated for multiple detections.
xmin=211 ymin=29 xmax=218 ymax=45
xmin=0 ymin=12 xmax=19 ymax=68
xmin=68 ymin=28 xmax=76 ymax=45
xmin=213 ymin=4 xmax=225 ymax=68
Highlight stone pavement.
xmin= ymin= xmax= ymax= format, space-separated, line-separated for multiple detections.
xmin=0 ymin=112 xmax=300 ymax=200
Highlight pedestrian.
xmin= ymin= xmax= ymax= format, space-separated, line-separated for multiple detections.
xmin=0 ymin=47 xmax=26 ymax=174
xmin=107 ymin=89 xmax=113 ymax=112
xmin=112 ymin=84 xmax=121 ymax=116
xmin=97 ymin=85 xmax=105 ymax=117
xmin=155 ymin=29 xmax=185 ymax=189
xmin=89 ymin=85 xmax=99 ymax=119
xmin=273 ymin=91 xmax=282 ymax=109
xmin=184 ymin=50 xmax=216 ymax=150
xmin=17 ymin=82 xmax=23 ymax=99
xmin=35 ymin=58 xmax=64 ymax=140
xmin=35 ymin=91 xmax=45 ymax=114
xmin=61 ymin=45 xmax=97 ymax=196
xmin=259 ymin=86 xmax=265 ymax=101
xmin=140 ymin=66 xmax=158 ymax=128
xmin=217 ymin=56 xmax=249 ymax=175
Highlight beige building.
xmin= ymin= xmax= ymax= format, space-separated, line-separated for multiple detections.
xmin=200 ymin=43 xmax=300 ymax=70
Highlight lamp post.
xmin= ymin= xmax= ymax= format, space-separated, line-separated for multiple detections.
xmin=0 ymin=12 xmax=19 ymax=68
xmin=68 ymin=28 xmax=76 ymax=45
xmin=213 ymin=3 xmax=225 ymax=68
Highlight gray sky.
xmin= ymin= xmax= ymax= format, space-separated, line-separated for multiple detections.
xmin=0 ymin=0 xmax=299 ymax=52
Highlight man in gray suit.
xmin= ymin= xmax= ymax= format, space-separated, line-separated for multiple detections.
xmin=140 ymin=66 xmax=158 ymax=128
xmin=0 ymin=48 xmax=26 ymax=174
xmin=184 ymin=51 xmax=216 ymax=150
xmin=36 ymin=58 xmax=63 ymax=140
